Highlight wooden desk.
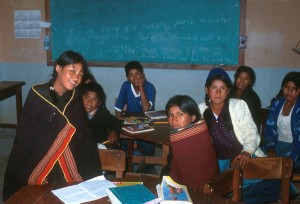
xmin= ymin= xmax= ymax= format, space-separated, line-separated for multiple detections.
xmin=5 ymin=175 xmax=243 ymax=204
xmin=0 ymin=81 xmax=25 ymax=129
xmin=120 ymin=120 xmax=170 ymax=172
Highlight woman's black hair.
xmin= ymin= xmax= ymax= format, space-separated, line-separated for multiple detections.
xmin=51 ymin=50 xmax=88 ymax=83
xmin=270 ymin=72 xmax=300 ymax=104
xmin=233 ymin=66 xmax=256 ymax=88
xmin=125 ymin=61 xmax=143 ymax=76
xmin=81 ymin=82 xmax=106 ymax=107
xmin=204 ymin=72 xmax=232 ymax=106
xmin=204 ymin=70 xmax=234 ymax=132
xmin=165 ymin=95 xmax=201 ymax=122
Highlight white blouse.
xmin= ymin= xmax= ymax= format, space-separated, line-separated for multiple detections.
xmin=277 ymin=103 xmax=294 ymax=143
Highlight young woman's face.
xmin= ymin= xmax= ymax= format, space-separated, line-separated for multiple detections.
xmin=127 ymin=69 xmax=143 ymax=87
xmin=282 ymin=81 xmax=300 ymax=103
xmin=235 ymin=72 xmax=251 ymax=92
xmin=82 ymin=91 xmax=101 ymax=113
xmin=168 ymin=105 xmax=196 ymax=129
xmin=206 ymin=79 xmax=230 ymax=106
xmin=54 ymin=63 xmax=84 ymax=95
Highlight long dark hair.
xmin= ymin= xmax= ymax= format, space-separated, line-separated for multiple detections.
xmin=165 ymin=95 xmax=201 ymax=122
xmin=270 ymin=72 xmax=300 ymax=104
xmin=50 ymin=50 xmax=88 ymax=84
xmin=204 ymin=70 xmax=234 ymax=132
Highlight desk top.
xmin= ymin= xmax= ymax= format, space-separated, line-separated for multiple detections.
xmin=121 ymin=120 xmax=171 ymax=146
xmin=5 ymin=175 xmax=242 ymax=204
xmin=0 ymin=81 xmax=25 ymax=91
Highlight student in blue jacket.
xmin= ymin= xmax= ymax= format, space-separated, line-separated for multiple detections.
xmin=115 ymin=61 xmax=156 ymax=173
xmin=264 ymin=72 xmax=300 ymax=169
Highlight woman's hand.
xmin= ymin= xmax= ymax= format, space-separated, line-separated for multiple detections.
xmin=233 ymin=151 xmax=251 ymax=168
xmin=108 ymin=131 xmax=118 ymax=144
xmin=267 ymin=149 xmax=276 ymax=157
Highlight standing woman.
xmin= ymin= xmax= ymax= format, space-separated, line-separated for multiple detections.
xmin=198 ymin=68 xmax=265 ymax=172
xmin=229 ymin=66 xmax=261 ymax=129
xmin=264 ymin=72 xmax=300 ymax=169
xmin=3 ymin=51 xmax=101 ymax=201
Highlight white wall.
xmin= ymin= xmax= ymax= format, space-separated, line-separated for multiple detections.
xmin=0 ymin=62 xmax=297 ymax=124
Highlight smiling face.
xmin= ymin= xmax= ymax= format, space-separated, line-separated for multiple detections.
xmin=282 ymin=81 xmax=300 ymax=103
xmin=206 ymin=79 xmax=230 ymax=106
xmin=127 ymin=68 xmax=143 ymax=87
xmin=235 ymin=71 xmax=251 ymax=92
xmin=167 ymin=105 xmax=196 ymax=129
xmin=82 ymin=91 xmax=101 ymax=113
xmin=53 ymin=63 xmax=83 ymax=95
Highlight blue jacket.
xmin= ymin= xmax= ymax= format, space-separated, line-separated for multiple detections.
xmin=264 ymin=97 xmax=300 ymax=161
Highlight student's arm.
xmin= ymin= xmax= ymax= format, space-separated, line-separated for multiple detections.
xmin=115 ymin=110 xmax=123 ymax=119
xmin=139 ymin=73 xmax=151 ymax=111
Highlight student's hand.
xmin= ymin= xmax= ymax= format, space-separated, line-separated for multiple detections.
xmin=267 ymin=149 xmax=276 ymax=157
xmin=138 ymin=73 xmax=146 ymax=88
xmin=108 ymin=131 xmax=118 ymax=144
xmin=233 ymin=151 xmax=251 ymax=169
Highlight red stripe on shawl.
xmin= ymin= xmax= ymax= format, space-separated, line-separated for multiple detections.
xmin=59 ymin=155 xmax=73 ymax=182
xmin=171 ymin=121 xmax=208 ymax=142
xmin=29 ymin=124 xmax=75 ymax=185
xmin=59 ymin=147 xmax=83 ymax=182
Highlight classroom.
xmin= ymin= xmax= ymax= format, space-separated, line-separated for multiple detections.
xmin=0 ymin=0 xmax=300 ymax=203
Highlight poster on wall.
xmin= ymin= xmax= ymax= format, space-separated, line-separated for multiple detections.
xmin=14 ymin=10 xmax=41 ymax=39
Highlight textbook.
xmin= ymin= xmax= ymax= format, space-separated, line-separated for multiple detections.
xmin=145 ymin=110 xmax=167 ymax=120
xmin=112 ymin=181 xmax=143 ymax=187
xmin=106 ymin=184 xmax=161 ymax=204
xmin=124 ymin=117 xmax=151 ymax=125
xmin=51 ymin=175 xmax=116 ymax=204
xmin=122 ymin=124 xmax=155 ymax=134
xmin=157 ymin=176 xmax=192 ymax=204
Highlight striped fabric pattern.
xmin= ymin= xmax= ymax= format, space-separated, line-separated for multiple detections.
xmin=28 ymin=123 xmax=80 ymax=185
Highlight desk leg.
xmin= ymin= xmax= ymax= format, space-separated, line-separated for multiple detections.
xmin=126 ymin=139 xmax=134 ymax=172
xmin=15 ymin=86 xmax=23 ymax=124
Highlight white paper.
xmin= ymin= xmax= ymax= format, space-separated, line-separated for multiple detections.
xmin=40 ymin=21 xmax=51 ymax=28
xmin=51 ymin=175 xmax=116 ymax=204
xmin=14 ymin=10 xmax=41 ymax=38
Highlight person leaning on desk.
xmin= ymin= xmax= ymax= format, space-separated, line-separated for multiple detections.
xmin=2 ymin=50 xmax=101 ymax=202
xmin=114 ymin=61 xmax=156 ymax=173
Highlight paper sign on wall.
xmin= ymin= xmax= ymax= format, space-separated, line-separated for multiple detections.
xmin=14 ymin=10 xmax=41 ymax=39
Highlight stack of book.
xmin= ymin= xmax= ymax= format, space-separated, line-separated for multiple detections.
xmin=122 ymin=117 xmax=155 ymax=134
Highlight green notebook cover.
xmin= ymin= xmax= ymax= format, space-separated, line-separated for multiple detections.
xmin=107 ymin=184 xmax=156 ymax=204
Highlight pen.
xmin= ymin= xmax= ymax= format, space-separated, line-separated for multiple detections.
xmin=153 ymin=121 xmax=169 ymax=124
xmin=102 ymin=140 xmax=110 ymax=145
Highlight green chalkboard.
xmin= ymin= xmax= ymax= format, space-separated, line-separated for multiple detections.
xmin=47 ymin=0 xmax=243 ymax=67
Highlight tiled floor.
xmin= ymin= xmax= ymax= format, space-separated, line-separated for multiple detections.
xmin=1 ymin=129 xmax=300 ymax=203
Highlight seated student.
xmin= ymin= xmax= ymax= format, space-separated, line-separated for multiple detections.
xmin=161 ymin=95 xmax=220 ymax=190
xmin=199 ymin=68 xmax=297 ymax=203
xmin=264 ymin=72 xmax=300 ymax=169
xmin=115 ymin=61 xmax=156 ymax=173
xmin=229 ymin=66 xmax=261 ymax=130
xmin=82 ymin=82 xmax=122 ymax=148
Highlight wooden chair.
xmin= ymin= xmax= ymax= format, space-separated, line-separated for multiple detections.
xmin=232 ymin=157 xmax=293 ymax=204
xmin=98 ymin=149 xmax=126 ymax=178
xmin=203 ymin=166 xmax=243 ymax=202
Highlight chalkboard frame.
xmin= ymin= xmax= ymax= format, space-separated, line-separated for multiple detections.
xmin=45 ymin=0 xmax=246 ymax=70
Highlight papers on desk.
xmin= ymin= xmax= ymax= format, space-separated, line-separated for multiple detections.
xmin=145 ymin=110 xmax=167 ymax=120
xmin=51 ymin=175 xmax=116 ymax=204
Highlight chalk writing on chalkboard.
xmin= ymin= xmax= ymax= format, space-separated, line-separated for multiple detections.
xmin=48 ymin=0 xmax=242 ymax=67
